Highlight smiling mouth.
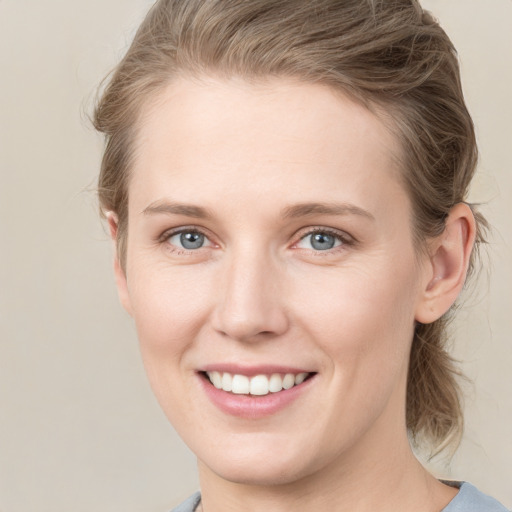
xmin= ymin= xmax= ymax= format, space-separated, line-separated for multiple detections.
xmin=203 ymin=371 xmax=314 ymax=396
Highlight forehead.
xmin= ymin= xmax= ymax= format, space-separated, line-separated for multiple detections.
xmin=130 ymin=77 xmax=405 ymax=216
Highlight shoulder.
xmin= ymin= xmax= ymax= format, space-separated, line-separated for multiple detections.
xmin=442 ymin=482 xmax=510 ymax=512
xmin=169 ymin=491 xmax=201 ymax=512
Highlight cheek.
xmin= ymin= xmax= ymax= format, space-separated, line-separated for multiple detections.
xmin=128 ymin=258 xmax=211 ymax=337
xmin=290 ymin=260 xmax=419 ymax=377
xmin=125 ymin=263 xmax=214 ymax=426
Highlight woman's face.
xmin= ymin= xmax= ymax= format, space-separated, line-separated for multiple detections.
xmin=115 ymin=77 xmax=432 ymax=486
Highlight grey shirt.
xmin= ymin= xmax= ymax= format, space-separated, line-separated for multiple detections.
xmin=442 ymin=482 xmax=509 ymax=512
xmin=170 ymin=482 xmax=509 ymax=512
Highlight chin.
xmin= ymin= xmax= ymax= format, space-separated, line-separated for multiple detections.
xmin=205 ymin=457 xmax=310 ymax=487
xmin=196 ymin=434 xmax=332 ymax=488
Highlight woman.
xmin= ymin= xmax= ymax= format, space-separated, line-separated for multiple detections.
xmin=94 ymin=1 xmax=508 ymax=510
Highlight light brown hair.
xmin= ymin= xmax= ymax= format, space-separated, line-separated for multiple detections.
xmin=94 ymin=0 xmax=487 ymax=454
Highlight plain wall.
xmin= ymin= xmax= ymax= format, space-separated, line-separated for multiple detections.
xmin=0 ymin=1 xmax=510 ymax=510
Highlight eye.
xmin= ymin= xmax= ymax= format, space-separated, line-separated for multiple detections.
xmin=296 ymin=230 xmax=344 ymax=251
xmin=166 ymin=230 xmax=213 ymax=250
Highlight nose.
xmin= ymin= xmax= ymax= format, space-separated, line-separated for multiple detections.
xmin=211 ymin=248 xmax=289 ymax=342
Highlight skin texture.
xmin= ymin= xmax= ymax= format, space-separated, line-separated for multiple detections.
xmin=109 ymin=77 xmax=475 ymax=511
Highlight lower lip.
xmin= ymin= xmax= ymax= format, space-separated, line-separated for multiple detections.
xmin=198 ymin=374 xmax=315 ymax=419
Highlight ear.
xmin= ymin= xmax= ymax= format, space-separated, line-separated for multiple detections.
xmin=415 ymin=203 xmax=476 ymax=324
xmin=106 ymin=212 xmax=133 ymax=316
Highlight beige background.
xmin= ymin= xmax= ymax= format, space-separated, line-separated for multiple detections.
xmin=0 ymin=1 xmax=510 ymax=510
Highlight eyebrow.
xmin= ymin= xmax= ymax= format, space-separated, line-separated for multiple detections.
xmin=281 ymin=202 xmax=375 ymax=221
xmin=142 ymin=200 xmax=375 ymax=221
xmin=142 ymin=201 xmax=213 ymax=219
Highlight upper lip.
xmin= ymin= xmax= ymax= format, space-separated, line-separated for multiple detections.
xmin=199 ymin=364 xmax=315 ymax=377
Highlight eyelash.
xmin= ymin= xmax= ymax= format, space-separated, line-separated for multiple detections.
xmin=294 ymin=227 xmax=354 ymax=254
xmin=158 ymin=226 xmax=355 ymax=255
xmin=158 ymin=226 xmax=214 ymax=255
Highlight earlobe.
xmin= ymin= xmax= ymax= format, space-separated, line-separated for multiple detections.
xmin=106 ymin=212 xmax=133 ymax=317
xmin=415 ymin=203 xmax=476 ymax=324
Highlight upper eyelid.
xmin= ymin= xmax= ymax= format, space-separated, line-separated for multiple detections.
xmin=159 ymin=225 xmax=212 ymax=242
xmin=294 ymin=226 xmax=355 ymax=243
xmin=160 ymin=227 xmax=215 ymax=253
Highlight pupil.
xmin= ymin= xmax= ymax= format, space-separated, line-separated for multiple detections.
xmin=180 ymin=232 xmax=204 ymax=249
xmin=311 ymin=233 xmax=335 ymax=250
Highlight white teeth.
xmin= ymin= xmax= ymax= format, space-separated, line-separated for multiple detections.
xmin=231 ymin=374 xmax=250 ymax=394
xmin=206 ymin=371 xmax=311 ymax=396
xmin=282 ymin=373 xmax=295 ymax=390
xmin=221 ymin=372 xmax=232 ymax=392
xmin=295 ymin=372 xmax=308 ymax=385
xmin=250 ymin=375 xmax=269 ymax=395
xmin=269 ymin=373 xmax=283 ymax=393
xmin=210 ymin=371 xmax=222 ymax=389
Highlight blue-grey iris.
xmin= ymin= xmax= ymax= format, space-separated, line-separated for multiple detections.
xmin=180 ymin=232 xmax=204 ymax=249
xmin=310 ymin=232 xmax=336 ymax=250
